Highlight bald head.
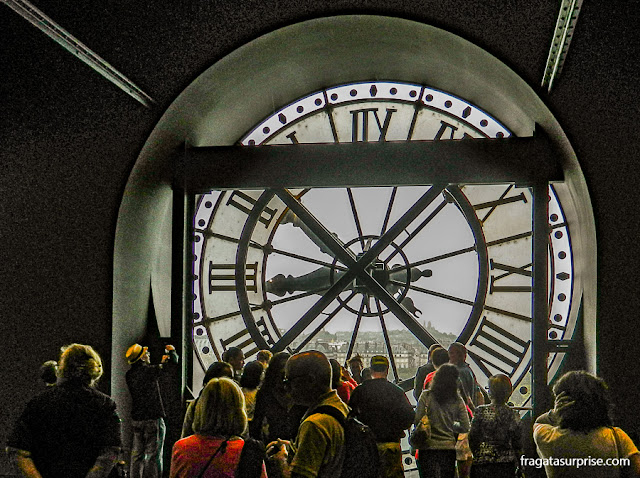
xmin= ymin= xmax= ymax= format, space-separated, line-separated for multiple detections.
xmin=286 ymin=351 xmax=332 ymax=405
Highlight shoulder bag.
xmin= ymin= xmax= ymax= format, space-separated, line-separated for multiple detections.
xmin=410 ymin=394 xmax=432 ymax=449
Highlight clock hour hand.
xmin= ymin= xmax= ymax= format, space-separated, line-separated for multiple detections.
xmin=266 ymin=263 xmax=432 ymax=311
xmin=266 ymin=267 xmax=345 ymax=297
xmin=281 ymin=210 xmax=345 ymax=256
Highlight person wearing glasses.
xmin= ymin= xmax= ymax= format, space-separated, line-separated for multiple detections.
xmin=266 ymin=350 xmax=349 ymax=478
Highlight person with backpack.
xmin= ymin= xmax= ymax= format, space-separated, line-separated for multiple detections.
xmin=265 ymin=350 xmax=349 ymax=478
xmin=349 ymin=355 xmax=415 ymax=478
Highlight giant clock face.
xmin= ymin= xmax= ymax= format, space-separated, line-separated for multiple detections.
xmin=190 ymin=81 xmax=575 ymax=408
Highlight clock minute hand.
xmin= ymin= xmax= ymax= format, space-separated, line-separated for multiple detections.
xmin=281 ymin=210 xmax=345 ymax=256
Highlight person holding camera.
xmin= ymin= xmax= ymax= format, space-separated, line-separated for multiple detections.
xmin=125 ymin=343 xmax=178 ymax=478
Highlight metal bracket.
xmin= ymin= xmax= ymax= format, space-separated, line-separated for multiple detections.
xmin=541 ymin=0 xmax=584 ymax=92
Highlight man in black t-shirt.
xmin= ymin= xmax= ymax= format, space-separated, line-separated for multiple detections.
xmin=7 ymin=344 xmax=121 ymax=478
xmin=350 ymin=355 xmax=415 ymax=478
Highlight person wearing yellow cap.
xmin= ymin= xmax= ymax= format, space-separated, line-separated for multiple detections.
xmin=125 ymin=343 xmax=178 ymax=478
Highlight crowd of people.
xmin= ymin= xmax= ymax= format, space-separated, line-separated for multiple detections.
xmin=5 ymin=341 xmax=640 ymax=478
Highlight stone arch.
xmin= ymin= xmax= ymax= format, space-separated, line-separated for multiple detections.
xmin=112 ymin=14 xmax=596 ymax=427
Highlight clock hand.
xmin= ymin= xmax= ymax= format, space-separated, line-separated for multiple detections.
xmin=280 ymin=209 xmax=346 ymax=256
xmin=265 ymin=264 xmax=430 ymax=297
xmin=265 ymin=267 xmax=346 ymax=297
xmin=271 ymin=187 xmax=443 ymax=352
xmin=276 ymin=189 xmax=357 ymax=267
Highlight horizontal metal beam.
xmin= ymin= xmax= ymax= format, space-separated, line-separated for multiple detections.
xmin=178 ymin=132 xmax=563 ymax=192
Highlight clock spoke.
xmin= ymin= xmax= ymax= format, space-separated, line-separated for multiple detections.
xmin=402 ymin=245 xmax=477 ymax=269
xmin=397 ymin=281 xmax=475 ymax=307
xmin=269 ymin=247 xmax=349 ymax=272
xmin=204 ymin=304 xmax=263 ymax=325
xmin=346 ymin=188 xmax=365 ymax=250
xmin=293 ymin=291 xmax=358 ymax=352
xmin=383 ymin=196 xmax=448 ymax=264
xmin=483 ymin=306 xmax=531 ymax=323
xmin=357 ymin=185 xmax=446 ymax=270
xmin=380 ymin=187 xmax=397 ymax=236
xmin=374 ymin=298 xmax=400 ymax=382
xmin=345 ymin=296 xmax=366 ymax=361
xmin=195 ymin=230 xmax=264 ymax=250
xmin=358 ymin=270 xmax=439 ymax=348
xmin=486 ymin=231 xmax=533 ymax=247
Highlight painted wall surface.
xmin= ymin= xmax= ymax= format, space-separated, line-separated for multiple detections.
xmin=1 ymin=1 xmax=638 ymax=475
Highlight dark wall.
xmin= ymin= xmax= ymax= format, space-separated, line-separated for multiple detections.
xmin=1 ymin=0 xmax=638 ymax=475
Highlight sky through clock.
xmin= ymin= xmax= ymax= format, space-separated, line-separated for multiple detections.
xmin=191 ymin=81 xmax=575 ymax=408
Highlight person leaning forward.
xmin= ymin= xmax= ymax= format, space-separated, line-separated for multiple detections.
xmin=266 ymin=350 xmax=349 ymax=478
xmin=125 ymin=343 xmax=178 ymax=478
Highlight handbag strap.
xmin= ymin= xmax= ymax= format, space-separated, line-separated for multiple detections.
xmin=612 ymin=427 xmax=621 ymax=459
xmin=197 ymin=439 xmax=229 ymax=478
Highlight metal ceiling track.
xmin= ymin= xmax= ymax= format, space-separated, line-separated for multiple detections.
xmin=3 ymin=0 xmax=155 ymax=108
xmin=542 ymin=0 xmax=584 ymax=92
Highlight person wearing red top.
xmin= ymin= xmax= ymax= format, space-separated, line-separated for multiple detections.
xmin=170 ymin=377 xmax=267 ymax=478
xmin=423 ymin=348 xmax=450 ymax=390
xmin=330 ymin=359 xmax=355 ymax=403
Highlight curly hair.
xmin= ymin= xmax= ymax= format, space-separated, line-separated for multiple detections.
xmin=429 ymin=363 xmax=459 ymax=405
xmin=58 ymin=344 xmax=103 ymax=386
xmin=488 ymin=374 xmax=512 ymax=404
xmin=552 ymin=370 xmax=612 ymax=431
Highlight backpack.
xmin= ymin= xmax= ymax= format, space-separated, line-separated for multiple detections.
xmin=314 ymin=405 xmax=380 ymax=478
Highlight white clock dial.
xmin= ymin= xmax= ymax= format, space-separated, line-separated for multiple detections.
xmin=192 ymin=81 xmax=575 ymax=409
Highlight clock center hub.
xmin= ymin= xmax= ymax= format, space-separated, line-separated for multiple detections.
xmin=354 ymin=257 xmax=389 ymax=293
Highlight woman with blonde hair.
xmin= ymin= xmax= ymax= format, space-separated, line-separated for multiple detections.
xmin=7 ymin=343 xmax=121 ymax=478
xmin=170 ymin=377 xmax=267 ymax=478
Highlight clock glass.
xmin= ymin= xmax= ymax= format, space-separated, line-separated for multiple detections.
xmin=190 ymin=81 xmax=575 ymax=411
